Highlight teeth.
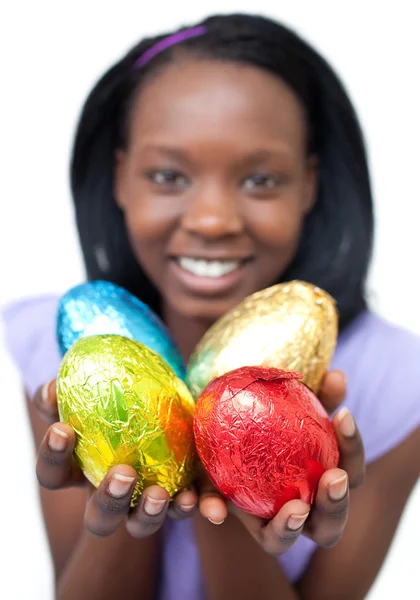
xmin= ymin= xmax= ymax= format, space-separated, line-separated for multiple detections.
xmin=178 ymin=257 xmax=241 ymax=278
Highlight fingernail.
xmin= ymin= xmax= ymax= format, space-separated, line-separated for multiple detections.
xmin=41 ymin=381 xmax=53 ymax=405
xmin=180 ymin=503 xmax=196 ymax=513
xmin=108 ymin=473 xmax=136 ymax=498
xmin=48 ymin=426 xmax=69 ymax=452
xmin=337 ymin=407 xmax=356 ymax=437
xmin=208 ymin=517 xmax=225 ymax=525
xmin=144 ymin=496 xmax=168 ymax=516
xmin=328 ymin=474 xmax=348 ymax=501
xmin=287 ymin=512 xmax=309 ymax=531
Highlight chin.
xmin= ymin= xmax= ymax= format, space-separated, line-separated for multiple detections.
xmin=171 ymin=295 xmax=245 ymax=325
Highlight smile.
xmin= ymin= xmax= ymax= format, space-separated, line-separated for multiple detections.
xmin=177 ymin=257 xmax=243 ymax=278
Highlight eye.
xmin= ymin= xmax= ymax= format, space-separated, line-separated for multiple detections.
xmin=146 ymin=169 xmax=189 ymax=187
xmin=242 ymin=173 xmax=282 ymax=191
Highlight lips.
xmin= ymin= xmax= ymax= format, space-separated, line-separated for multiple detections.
xmin=177 ymin=257 xmax=243 ymax=278
xmin=168 ymin=255 xmax=252 ymax=295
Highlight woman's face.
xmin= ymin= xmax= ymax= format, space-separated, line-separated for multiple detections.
xmin=115 ymin=59 xmax=317 ymax=323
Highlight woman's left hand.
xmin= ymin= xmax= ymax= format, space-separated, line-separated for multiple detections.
xmin=197 ymin=370 xmax=366 ymax=554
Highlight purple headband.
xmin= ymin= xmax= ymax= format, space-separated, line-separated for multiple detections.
xmin=134 ymin=26 xmax=207 ymax=69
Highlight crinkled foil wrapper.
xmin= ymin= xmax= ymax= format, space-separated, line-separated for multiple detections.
xmin=187 ymin=280 xmax=338 ymax=399
xmin=57 ymin=335 xmax=196 ymax=505
xmin=194 ymin=367 xmax=339 ymax=519
xmin=57 ymin=280 xmax=185 ymax=380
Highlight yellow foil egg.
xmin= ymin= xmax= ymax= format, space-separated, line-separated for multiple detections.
xmin=186 ymin=280 xmax=338 ymax=399
xmin=57 ymin=334 xmax=196 ymax=505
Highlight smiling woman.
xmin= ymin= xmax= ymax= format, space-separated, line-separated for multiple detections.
xmin=2 ymin=10 xmax=420 ymax=600
xmin=113 ymin=60 xmax=316 ymax=326
xmin=73 ymin=15 xmax=373 ymax=338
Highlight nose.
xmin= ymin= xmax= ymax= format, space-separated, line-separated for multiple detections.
xmin=180 ymin=183 xmax=244 ymax=240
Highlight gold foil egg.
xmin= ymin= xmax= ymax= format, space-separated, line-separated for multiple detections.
xmin=186 ymin=280 xmax=338 ymax=399
xmin=57 ymin=334 xmax=196 ymax=505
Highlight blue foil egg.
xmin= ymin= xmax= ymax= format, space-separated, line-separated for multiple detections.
xmin=56 ymin=280 xmax=185 ymax=380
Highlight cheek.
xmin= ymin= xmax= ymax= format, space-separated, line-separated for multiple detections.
xmin=248 ymin=200 xmax=306 ymax=250
xmin=121 ymin=201 xmax=172 ymax=289
xmin=122 ymin=197 xmax=177 ymax=246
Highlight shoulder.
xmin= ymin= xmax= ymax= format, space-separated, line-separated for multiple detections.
xmin=335 ymin=310 xmax=420 ymax=359
xmin=2 ymin=294 xmax=61 ymax=398
xmin=333 ymin=311 xmax=420 ymax=463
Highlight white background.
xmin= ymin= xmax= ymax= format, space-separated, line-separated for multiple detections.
xmin=1 ymin=1 xmax=419 ymax=598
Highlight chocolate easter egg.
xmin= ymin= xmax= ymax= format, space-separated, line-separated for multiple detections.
xmin=194 ymin=366 xmax=339 ymax=519
xmin=56 ymin=334 xmax=196 ymax=505
xmin=57 ymin=280 xmax=185 ymax=380
xmin=186 ymin=280 xmax=338 ymax=399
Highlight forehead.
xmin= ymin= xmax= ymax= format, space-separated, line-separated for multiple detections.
xmin=128 ymin=60 xmax=307 ymax=149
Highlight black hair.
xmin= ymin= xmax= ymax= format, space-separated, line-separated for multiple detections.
xmin=70 ymin=13 xmax=374 ymax=330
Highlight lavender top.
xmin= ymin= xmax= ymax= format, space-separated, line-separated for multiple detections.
xmin=3 ymin=296 xmax=420 ymax=599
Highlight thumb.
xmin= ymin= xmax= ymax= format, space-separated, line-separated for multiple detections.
xmin=33 ymin=379 xmax=59 ymax=424
xmin=317 ymin=369 xmax=346 ymax=415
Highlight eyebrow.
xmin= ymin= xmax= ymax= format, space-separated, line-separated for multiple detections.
xmin=138 ymin=145 xmax=193 ymax=162
xmin=137 ymin=144 xmax=293 ymax=165
xmin=239 ymin=148 xmax=293 ymax=165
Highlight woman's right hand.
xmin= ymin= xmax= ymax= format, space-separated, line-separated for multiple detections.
xmin=33 ymin=380 xmax=198 ymax=539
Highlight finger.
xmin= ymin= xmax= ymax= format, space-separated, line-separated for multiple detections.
xmin=333 ymin=407 xmax=365 ymax=488
xmin=304 ymin=468 xmax=349 ymax=548
xmin=199 ymin=494 xmax=228 ymax=525
xmin=36 ymin=422 xmax=85 ymax=489
xmin=33 ymin=380 xmax=59 ymax=424
xmin=85 ymin=465 xmax=138 ymax=537
xmin=231 ymin=499 xmax=310 ymax=555
xmin=318 ymin=370 xmax=347 ymax=415
xmin=168 ymin=487 xmax=198 ymax=520
xmin=126 ymin=485 xmax=170 ymax=538
xmin=196 ymin=470 xmax=228 ymax=525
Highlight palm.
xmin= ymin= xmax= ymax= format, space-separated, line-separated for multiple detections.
xmin=196 ymin=370 xmax=365 ymax=554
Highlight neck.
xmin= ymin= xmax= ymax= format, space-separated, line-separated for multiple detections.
xmin=162 ymin=303 xmax=212 ymax=363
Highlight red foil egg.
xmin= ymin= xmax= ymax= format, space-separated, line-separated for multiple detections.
xmin=194 ymin=366 xmax=339 ymax=519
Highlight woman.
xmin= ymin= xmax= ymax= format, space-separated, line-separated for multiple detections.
xmin=4 ymin=13 xmax=420 ymax=600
